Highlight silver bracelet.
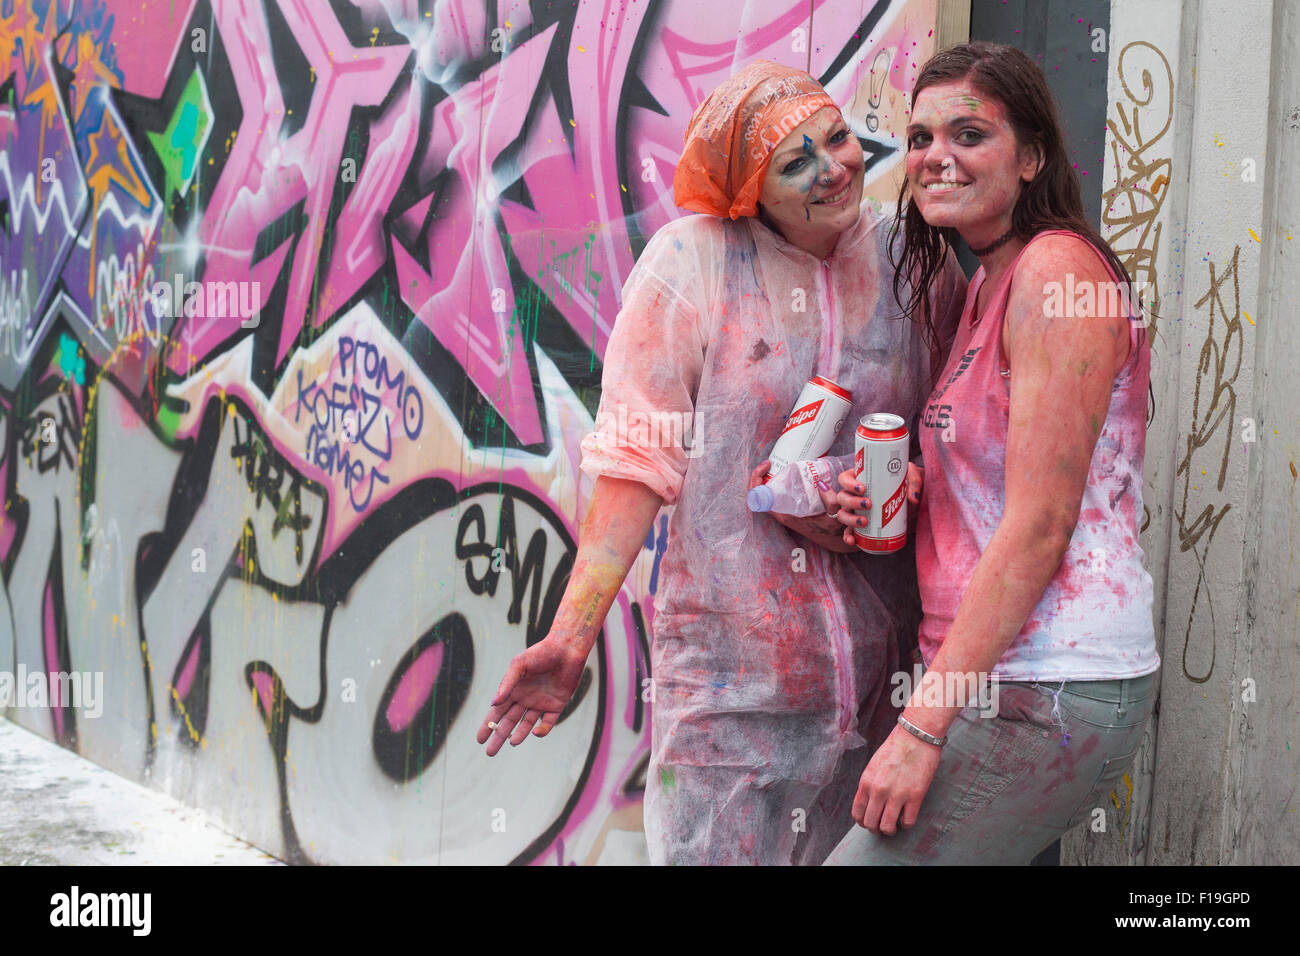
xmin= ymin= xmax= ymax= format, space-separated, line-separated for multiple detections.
xmin=898 ymin=715 xmax=947 ymax=747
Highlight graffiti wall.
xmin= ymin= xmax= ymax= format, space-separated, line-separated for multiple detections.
xmin=0 ymin=0 xmax=937 ymax=864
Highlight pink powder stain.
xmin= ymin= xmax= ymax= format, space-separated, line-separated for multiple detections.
xmin=1076 ymin=733 xmax=1102 ymax=758
xmin=385 ymin=643 xmax=445 ymax=733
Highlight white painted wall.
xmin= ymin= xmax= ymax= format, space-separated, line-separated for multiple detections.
xmin=1064 ymin=0 xmax=1300 ymax=865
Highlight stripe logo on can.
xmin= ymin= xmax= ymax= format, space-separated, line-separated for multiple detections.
xmin=780 ymin=399 xmax=824 ymax=435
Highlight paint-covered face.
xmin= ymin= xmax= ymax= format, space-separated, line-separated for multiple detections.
xmin=905 ymin=81 xmax=1040 ymax=244
xmin=757 ymin=107 xmax=864 ymax=254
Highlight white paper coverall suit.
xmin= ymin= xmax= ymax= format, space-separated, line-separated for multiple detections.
xmin=580 ymin=63 xmax=966 ymax=865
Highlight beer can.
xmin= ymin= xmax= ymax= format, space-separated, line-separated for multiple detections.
xmin=765 ymin=376 xmax=853 ymax=480
xmin=853 ymin=413 xmax=909 ymax=553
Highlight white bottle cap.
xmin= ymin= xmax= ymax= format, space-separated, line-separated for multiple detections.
xmin=747 ymin=485 xmax=774 ymax=512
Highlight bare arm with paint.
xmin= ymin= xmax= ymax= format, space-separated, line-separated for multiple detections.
xmin=477 ymin=475 xmax=662 ymax=756
xmin=833 ymin=237 xmax=1132 ymax=833
xmin=476 ymin=219 xmax=707 ymax=755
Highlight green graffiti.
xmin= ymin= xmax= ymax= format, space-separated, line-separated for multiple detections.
xmin=157 ymin=402 xmax=181 ymax=442
xmin=505 ymin=227 xmax=604 ymax=372
xmin=147 ymin=69 xmax=213 ymax=199
xmin=57 ymin=333 xmax=85 ymax=385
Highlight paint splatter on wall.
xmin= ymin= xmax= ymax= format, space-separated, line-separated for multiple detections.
xmin=0 ymin=0 xmax=935 ymax=863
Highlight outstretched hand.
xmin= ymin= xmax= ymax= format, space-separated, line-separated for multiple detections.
xmin=476 ymin=639 xmax=587 ymax=756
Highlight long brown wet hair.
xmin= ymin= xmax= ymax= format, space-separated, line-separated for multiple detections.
xmin=891 ymin=42 xmax=1138 ymax=348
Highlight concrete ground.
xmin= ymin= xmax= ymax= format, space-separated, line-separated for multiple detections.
xmin=0 ymin=719 xmax=282 ymax=866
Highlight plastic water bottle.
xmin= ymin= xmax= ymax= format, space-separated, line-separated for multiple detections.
xmin=747 ymin=458 xmax=834 ymax=516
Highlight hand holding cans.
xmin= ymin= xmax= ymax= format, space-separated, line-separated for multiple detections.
xmin=853 ymin=413 xmax=909 ymax=554
xmin=759 ymin=380 xmax=911 ymax=555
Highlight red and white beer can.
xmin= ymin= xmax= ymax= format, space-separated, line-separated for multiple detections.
xmin=765 ymin=376 xmax=853 ymax=480
xmin=853 ymin=412 xmax=909 ymax=553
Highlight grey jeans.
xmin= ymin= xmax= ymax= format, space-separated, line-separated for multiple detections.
xmin=823 ymin=670 xmax=1157 ymax=865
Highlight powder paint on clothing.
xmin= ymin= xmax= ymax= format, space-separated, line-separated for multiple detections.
xmin=581 ymin=202 xmax=967 ymax=863
xmin=915 ymin=230 xmax=1159 ymax=681
xmin=1043 ymin=726 xmax=1104 ymax=785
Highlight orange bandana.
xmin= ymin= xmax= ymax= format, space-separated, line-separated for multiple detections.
xmin=673 ymin=61 xmax=839 ymax=220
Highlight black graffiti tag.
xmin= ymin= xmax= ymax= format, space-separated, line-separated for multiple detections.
xmin=455 ymin=493 xmax=574 ymax=649
xmin=230 ymin=413 xmax=314 ymax=564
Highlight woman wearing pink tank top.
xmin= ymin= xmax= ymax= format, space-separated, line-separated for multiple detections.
xmin=825 ymin=42 xmax=1159 ymax=865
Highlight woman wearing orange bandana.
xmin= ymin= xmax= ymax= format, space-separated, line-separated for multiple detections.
xmin=477 ymin=61 xmax=965 ymax=864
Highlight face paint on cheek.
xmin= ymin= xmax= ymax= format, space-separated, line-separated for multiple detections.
xmin=774 ymin=134 xmax=828 ymax=221
xmin=781 ymin=163 xmax=818 ymax=195
xmin=801 ymin=135 xmax=820 ymax=211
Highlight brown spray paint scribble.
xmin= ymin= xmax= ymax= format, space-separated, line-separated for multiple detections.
xmin=1102 ymin=41 xmax=1173 ymax=328
xmin=1101 ymin=41 xmax=1173 ymax=537
xmin=1174 ymin=246 xmax=1245 ymax=683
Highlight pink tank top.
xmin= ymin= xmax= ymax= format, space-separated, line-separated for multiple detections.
xmin=915 ymin=230 xmax=1159 ymax=681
